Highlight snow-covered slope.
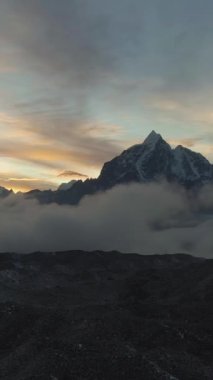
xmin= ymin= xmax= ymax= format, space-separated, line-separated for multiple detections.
xmin=171 ymin=145 xmax=213 ymax=185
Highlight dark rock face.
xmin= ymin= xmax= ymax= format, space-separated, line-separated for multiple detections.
xmin=0 ymin=250 xmax=212 ymax=379
xmin=25 ymin=131 xmax=213 ymax=205
xmin=0 ymin=187 xmax=13 ymax=198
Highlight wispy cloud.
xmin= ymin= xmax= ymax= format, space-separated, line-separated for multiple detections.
xmin=58 ymin=171 xmax=88 ymax=179
xmin=0 ymin=110 xmax=126 ymax=189
xmin=0 ymin=174 xmax=57 ymax=192
xmin=170 ymin=138 xmax=203 ymax=148
xmin=1 ymin=0 xmax=213 ymax=189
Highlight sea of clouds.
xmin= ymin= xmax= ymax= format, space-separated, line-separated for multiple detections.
xmin=0 ymin=182 xmax=213 ymax=257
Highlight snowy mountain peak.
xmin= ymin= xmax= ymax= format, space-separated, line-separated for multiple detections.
xmin=97 ymin=131 xmax=213 ymax=189
xmin=143 ymin=130 xmax=162 ymax=146
xmin=29 ymin=131 xmax=213 ymax=205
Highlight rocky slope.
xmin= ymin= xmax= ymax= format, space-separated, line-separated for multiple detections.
xmin=0 ymin=250 xmax=212 ymax=379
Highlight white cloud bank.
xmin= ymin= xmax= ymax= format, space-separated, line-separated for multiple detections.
xmin=0 ymin=182 xmax=213 ymax=257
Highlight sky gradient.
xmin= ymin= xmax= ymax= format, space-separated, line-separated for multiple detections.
xmin=1 ymin=0 xmax=213 ymax=191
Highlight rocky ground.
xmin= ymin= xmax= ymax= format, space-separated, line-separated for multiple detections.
xmin=0 ymin=250 xmax=212 ymax=380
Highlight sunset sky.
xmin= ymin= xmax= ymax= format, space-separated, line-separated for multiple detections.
xmin=1 ymin=0 xmax=213 ymax=191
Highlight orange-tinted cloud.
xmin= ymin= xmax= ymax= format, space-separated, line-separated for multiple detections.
xmin=0 ymin=110 xmax=126 ymax=190
xmin=169 ymin=137 xmax=203 ymax=148
xmin=58 ymin=170 xmax=88 ymax=179
xmin=0 ymin=173 xmax=58 ymax=192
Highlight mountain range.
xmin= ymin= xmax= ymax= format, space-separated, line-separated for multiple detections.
xmin=1 ymin=131 xmax=213 ymax=204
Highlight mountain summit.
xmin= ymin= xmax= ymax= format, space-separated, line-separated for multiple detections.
xmin=143 ymin=130 xmax=162 ymax=145
xmin=98 ymin=130 xmax=212 ymax=188
xmin=98 ymin=130 xmax=172 ymax=187
xmin=26 ymin=131 xmax=213 ymax=204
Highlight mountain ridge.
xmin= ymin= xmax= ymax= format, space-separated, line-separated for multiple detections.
xmin=25 ymin=130 xmax=213 ymax=204
xmin=0 ymin=131 xmax=212 ymax=204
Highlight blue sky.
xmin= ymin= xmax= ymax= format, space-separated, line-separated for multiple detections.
xmin=0 ymin=0 xmax=213 ymax=191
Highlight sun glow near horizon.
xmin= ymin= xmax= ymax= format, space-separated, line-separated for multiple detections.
xmin=1 ymin=0 xmax=213 ymax=190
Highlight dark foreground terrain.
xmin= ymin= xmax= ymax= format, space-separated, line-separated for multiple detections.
xmin=0 ymin=251 xmax=212 ymax=380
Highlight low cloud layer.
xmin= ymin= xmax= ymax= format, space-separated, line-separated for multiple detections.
xmin=0 ymin=182 xmax=213 ymax=257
